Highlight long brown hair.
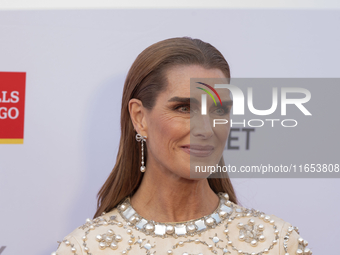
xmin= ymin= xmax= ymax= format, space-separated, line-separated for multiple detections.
xmin=94 ymin=37 xmax=237 ymax=218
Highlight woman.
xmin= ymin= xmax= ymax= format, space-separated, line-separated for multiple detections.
xmin=52 ymin=37 xmax=312 ymax=255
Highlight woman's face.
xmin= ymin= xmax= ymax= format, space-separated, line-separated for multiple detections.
xmin=143 ymin=65 xmax=232 ymax=180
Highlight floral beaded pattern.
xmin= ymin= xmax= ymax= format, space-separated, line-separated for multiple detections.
xmin=80 ymin=215 xmax=123 ymax=254
xmin=238 ymin=220 xmax=265 ymax=245
xmin=78 ymin=213 xmax=157 ymax=254
xmin=224 ymin=207 xmax=279 ymax=255
xmin=52 ymin=192 xmax=312 ymax=255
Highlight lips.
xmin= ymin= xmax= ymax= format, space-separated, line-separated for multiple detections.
xmin=181 ymin=144 xmax=214 ymax=157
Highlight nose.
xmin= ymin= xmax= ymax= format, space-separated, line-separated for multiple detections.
xmin=191 ymin=114 xmax=214 ymax=139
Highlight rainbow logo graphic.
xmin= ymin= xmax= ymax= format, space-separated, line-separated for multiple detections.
xmin=196 ymin=82 xmax=222 ymax=106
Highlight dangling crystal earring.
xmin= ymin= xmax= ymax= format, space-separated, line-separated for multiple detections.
xmin=135 ymin=133 xmax=147 ymax=172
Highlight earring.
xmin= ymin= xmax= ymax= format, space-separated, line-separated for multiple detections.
xmin=135 ymin=133 xmax=147 ymax=172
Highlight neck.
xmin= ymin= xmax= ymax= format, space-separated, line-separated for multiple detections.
xmin=130 ymin=163 xmax=220 ymax=223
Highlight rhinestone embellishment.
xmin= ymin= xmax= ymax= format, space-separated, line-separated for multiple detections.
xmin=117 ymin=192 xmax=233 ymax=238
xmin=95 ymin=229 xmax=122 ymax=250
xmin=238 ymin=219 xmax=266 ymax=246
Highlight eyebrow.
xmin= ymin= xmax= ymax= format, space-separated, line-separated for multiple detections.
xmin=218 ymin=100 xmax=233 ymax=106
xmin=168 ymin=97 xmax=233 ymax=106
xmin=168 ymin=97 xmax=200 ymax=104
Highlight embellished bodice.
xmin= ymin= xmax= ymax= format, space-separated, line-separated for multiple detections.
xmin=52 ymin=193 xmax=312 ymax=255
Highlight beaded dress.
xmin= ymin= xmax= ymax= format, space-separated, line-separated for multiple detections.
xmin=52 ymin=192 xmax=312 ymax=255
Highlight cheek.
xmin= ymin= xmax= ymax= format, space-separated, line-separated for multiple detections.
xmin=148 ymin=113 xmax=189 ymax=153
xmin=214 ymin=122 xmax=231 ymax=143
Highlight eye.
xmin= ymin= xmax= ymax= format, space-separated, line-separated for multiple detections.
xmin=174 ymin=104 xmax=191 ymax=113
xmin=211 ymin=106 xmax=230 ymax=115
